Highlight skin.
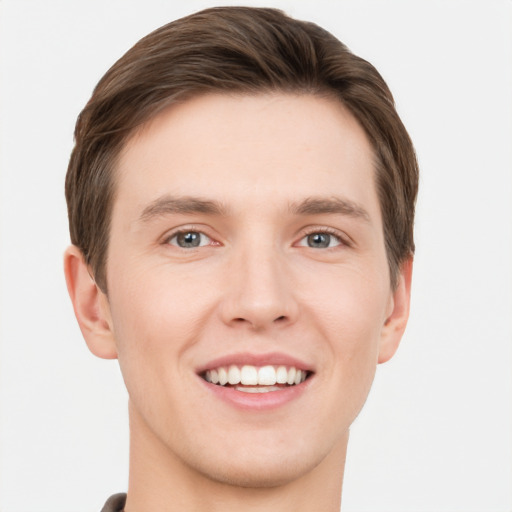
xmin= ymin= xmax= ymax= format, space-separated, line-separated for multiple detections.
xmin=65 ymin=93 xmax=412 ymax=511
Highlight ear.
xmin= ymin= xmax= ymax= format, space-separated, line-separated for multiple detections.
xmin=378 ymin=257 xmax=413 ymax=364
xmin=63 ymin=245 xmax=118 ymax=359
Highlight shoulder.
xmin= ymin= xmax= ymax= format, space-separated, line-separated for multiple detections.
xmin=100 ymin=493 xmax=126 ymax=512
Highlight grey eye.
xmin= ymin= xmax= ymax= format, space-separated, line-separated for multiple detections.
xmin=297 ymin=232 xmax=342 ymax=249
xmin=169 ymin=231 xmax=211 ymax=248
xmin=307 ymin=233 xmax=331 ymax=248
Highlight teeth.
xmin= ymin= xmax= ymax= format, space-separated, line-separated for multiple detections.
xmin=235 ymin=385 xmax=281 ymax=393
xmin=241 ymin=365 xmax=258 ymax=385
xmin=204 ymin=364 xmax=309 ymax=388
xmin=258 ymin=365 xmax=276 ymax=385
xmin=276 ymin=366 xmax=288 ymax=384
xmin=218 ymin=367 xmax=228 ymax=385
xmin=228 ymin=365 xmax=241 ymax=385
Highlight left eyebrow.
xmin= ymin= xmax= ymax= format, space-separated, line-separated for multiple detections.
xmin=289 ymin=196 xmax=371 ymax=222
xmin=138 ymin=195 xmax=229 ymax=222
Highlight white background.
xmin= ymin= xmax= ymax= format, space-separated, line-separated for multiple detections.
xmin=1 ymin=1 xmax=511 ymax=511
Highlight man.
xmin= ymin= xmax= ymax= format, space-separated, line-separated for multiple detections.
xmin=64 ymin=6 xmax=418 ymax=511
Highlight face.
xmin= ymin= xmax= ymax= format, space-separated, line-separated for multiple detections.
xmin=96 ymin=93 xmax=408 ymax=486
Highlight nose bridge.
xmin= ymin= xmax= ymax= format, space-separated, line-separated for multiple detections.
xmin=221 ymin=235 xmax=298 ymax=329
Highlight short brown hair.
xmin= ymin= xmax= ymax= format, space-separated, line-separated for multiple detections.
xmin=65 ymin=6 xmax=418 ymax=292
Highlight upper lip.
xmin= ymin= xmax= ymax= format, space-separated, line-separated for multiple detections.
xmin=196 ymin=352 xmax=314 ymax=374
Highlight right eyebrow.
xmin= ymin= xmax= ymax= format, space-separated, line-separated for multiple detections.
xmin=138 ymin=195 xmax=229 ymax=223
xmin=289 ymin=196 xmax=371 ymax=222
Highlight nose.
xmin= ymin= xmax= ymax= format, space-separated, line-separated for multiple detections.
xmin=219 ymin=245 xmax=299 ymax=330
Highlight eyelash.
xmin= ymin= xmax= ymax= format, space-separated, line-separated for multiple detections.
xmin=162 ymin=226 xmax=350 ymax=250
xmin=164 ymin=226 xmax=216 ymax=249
xmin=297 ymin=227 xmax=350 ymax=249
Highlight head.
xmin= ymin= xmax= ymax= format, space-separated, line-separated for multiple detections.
xmin=64 ymin=6 xmax=418 ymax=491
xmin=65 ymin=6 xmax=417 ymax=294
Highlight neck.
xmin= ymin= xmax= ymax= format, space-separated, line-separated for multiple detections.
xmin=124 ymin=403 xmax=348 ymax=512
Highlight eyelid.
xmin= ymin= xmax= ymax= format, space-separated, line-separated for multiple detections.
xmin=161 ymin=224 xmax=220 ymax=247
xmin=168 ymin=231 xmax=212 ymax=248
xmin=159 ymin=224 xmax=351 ymax=248
xmin=295 ymin=226 xmax=352 ymax=248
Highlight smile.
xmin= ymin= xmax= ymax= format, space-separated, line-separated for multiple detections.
xmin=202 ymin=364 xmax=309 ymax=392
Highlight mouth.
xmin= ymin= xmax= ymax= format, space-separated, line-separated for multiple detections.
xmin=200 ymin=364 xmax=312 ymax=393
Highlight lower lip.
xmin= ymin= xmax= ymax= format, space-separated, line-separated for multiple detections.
xmin=199 ymin=377 xmax=312 ymax=411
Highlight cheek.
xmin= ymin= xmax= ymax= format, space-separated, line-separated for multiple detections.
xmin=307 ymin=268 xmax=390 ymax=412
xmin=109 ymin=257 xmax=216 ymax=336
xmin=337 ymin=278 xmax=389 ymax=369
xmin=106 ymin=264 xmax=216 ymax=390
xmin=306 ymin=259 xmax=390 ymax=344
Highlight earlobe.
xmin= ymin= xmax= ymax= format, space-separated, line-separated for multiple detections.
xmin=63 ymin=245 xmax=118 ymax=359
xmin=378 ymin=257 xmax=413 ymax=364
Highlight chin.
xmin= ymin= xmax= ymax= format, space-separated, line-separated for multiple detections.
xmin=184 ymin=437 xmax=332 ymax=489
xmin=195 ymin=457 xmax=315 ymax=489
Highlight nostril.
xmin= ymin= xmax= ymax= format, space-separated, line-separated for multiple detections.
xmin=227 ymin=313 xmax=291 ymax=328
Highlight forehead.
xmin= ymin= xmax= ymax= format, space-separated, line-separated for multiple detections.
xmin=115 ymin=93 xmax=378 ymax=219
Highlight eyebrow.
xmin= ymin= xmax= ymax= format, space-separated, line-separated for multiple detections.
xmin=139 ymin=195 xmax=229 ymax=222
xmin=289 ymin=196 xmax=371 ymax=222
xmin=138 ymin=194 xmax=370 ymax=223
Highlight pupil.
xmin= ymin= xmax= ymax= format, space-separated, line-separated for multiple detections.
xmin=178 ymin=232 xmax=200 ymax=247
xmin=308 ymin=233 xmax=330 ymax=248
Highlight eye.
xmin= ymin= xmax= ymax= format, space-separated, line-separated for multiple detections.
xmin=167 ymin=230 xmax=212 ymax=248
xmin=297 ymin=231 xmax=343 ymax=249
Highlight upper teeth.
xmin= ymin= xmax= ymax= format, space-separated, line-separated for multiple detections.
xmin=204 ymin=365 xmax=308 ymax=386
